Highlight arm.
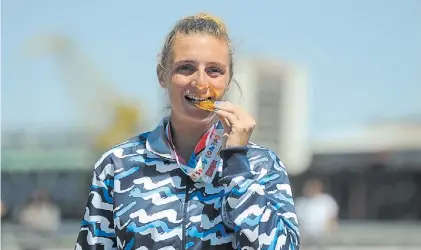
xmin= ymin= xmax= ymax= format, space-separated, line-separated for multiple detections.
xmin=219 ymin=147 xmax=300 ymax=250
xmin=75 ymin=154 xmax=117 ymax=250
xmin=325 ymin=195 xmax=339 ymax=233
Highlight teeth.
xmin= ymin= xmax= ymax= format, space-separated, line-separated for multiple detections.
xmin=186 ymin=95 xmax=210 ymax=102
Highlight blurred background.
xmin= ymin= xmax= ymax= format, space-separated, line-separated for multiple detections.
xmin=1 ymin=0 xmax=420 ymax=249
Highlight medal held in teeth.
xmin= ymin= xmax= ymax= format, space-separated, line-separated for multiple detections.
xmin=195 ymin=100 xmax=216 ymax=111
xmin=193 ymin=84 xmax=222 ymax=112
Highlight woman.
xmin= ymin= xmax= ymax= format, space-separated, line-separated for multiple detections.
xmin=75 ymin=13 xmax=300 ymax=250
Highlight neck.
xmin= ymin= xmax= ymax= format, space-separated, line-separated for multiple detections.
xmin=169 ymin=115 xmax=215 ymax=159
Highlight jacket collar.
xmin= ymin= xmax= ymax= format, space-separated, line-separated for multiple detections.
xmin=146 ymin=116 xmax=220 ymax=161
xmin=145 ymin=116 xmax=174 ymax=160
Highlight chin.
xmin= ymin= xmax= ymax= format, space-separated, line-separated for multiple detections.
xmin=184 ymin=109 xmax=215 ymax=123
xmin=174 ymin=102 xmax=215 ymax=124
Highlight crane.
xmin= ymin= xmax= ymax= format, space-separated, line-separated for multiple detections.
xmin=24 ymin=34 xmax=146 ymax=153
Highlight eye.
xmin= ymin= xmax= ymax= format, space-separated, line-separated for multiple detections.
xmin=176 ymin=64 xmax=195 ymax=74
xmin=207 ymin=67 xmax=223 ymax=77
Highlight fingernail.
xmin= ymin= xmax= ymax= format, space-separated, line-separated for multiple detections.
xmin=214 ymin=101 xmax=222 ymax=107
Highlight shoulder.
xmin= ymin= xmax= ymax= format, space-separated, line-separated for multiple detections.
xmin=93 ymin=131 xmax=151 ymax=178
xmin=318 ymin=194 xmax=338 ymax=206
xmin=246 ymin=142 xmax=286 ymax=170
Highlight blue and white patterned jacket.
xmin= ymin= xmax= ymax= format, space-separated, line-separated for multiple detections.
xmin=75 ymin=117 xmax=300 ymax=250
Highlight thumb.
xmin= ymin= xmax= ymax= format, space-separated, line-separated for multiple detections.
xmin=216 ymin=114 xmax=231 ymax=134
xmin=216 ymin=114 xmax=231 ymax=147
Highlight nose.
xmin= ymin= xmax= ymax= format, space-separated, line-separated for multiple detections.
xmin=192 ymin=68 xmax=209 ymax=91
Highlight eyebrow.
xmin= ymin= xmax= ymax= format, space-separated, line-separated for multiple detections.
xmin=173 ymin=59 xmax=227 ymax=68
xmin=173 ymin=59 xmax=196 ymax=65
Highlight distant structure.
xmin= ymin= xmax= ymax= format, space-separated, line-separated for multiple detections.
xmin=311 ymin=119 xmax=421 ymax=169
xmin=25 ymin=34 xmax=147 ymax=154
xmin=226 ymin=58 xmax=311 ymax=175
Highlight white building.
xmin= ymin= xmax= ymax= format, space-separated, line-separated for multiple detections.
xmin=227 ymin=58 xmax=311 ymax=175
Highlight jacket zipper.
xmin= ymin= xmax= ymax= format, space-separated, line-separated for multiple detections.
xmin=182 ymin=176 xmax=193 ymax=250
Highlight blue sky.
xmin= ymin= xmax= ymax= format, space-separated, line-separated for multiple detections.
xmin=2 ymin=0 xmax=420 ymax=138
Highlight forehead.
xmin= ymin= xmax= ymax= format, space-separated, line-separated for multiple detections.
xmin=171 ymin=34 xmax=229 ymax=63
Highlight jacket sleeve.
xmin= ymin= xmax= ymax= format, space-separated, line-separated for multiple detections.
xmin=75 ymin=153 xmax=117 ymax=250
xmin=219 ymin=147 xmax=300 ymax=250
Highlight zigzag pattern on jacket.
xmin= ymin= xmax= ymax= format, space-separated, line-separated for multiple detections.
xmin=75 ymin=123 xmax=300 ymax=250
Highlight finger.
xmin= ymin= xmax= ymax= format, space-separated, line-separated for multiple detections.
xmin=215 ymin=101 xmax=250 ymax=120
xmin=214 ymin=109 xmax=239 ymax=126
xmin=217 ymin=115 xmax=230 ymax=128
xmin=215 ymin=116 xmax=229 ymax=148
xmin=215 ymin=101 xmax=256 ymax=128
xmin=215 ymin=114 xmax=231 ymax=135
xmin=217 ymin=115 xmax=231 ymax=127
xmin=214 ymin=101 xmax=237 ymax=113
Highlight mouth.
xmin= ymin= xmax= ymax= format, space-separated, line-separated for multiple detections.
xmin=185 ymin=95 xmax=216 ymax=111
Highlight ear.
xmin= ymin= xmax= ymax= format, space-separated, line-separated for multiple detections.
xmin=157 ymin=64 xmax=167 ymax=89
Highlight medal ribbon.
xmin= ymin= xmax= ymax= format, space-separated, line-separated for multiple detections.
xmin=165 ymin=120 xmax=224 ymax=183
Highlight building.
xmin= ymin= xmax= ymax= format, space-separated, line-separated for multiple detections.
xmin=305 ymin=120 xmax=421 ymax=220
xmin=227 ymin=58 xmax=311 ymax=176
xmin=311 ymin=120 xmax=421 ymax=170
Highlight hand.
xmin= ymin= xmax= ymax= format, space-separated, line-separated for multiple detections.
xmin=214 ymin=101 xmax=256 ymax=148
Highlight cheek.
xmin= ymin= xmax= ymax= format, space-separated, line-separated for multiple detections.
xmin=167 ymin=75 xmax=187 ymax=100
xmin=212 ymin=78 xmax=229 ymax=98
xmin=170 ymin=74 xmax=189 ymax=89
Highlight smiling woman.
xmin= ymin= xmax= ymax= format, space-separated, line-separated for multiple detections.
xmin=75 ymin=12 xmax=300 ymax=250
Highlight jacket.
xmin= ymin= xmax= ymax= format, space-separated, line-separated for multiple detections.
xmin=75 ymin=117 xmax=300 ymax=250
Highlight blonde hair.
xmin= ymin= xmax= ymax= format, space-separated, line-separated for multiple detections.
xmin=158 ymin=12 xmax=234 ymax=80
xmin=194 ymin=13 xmax=228 ymax=33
